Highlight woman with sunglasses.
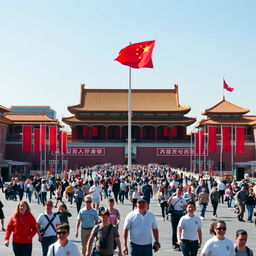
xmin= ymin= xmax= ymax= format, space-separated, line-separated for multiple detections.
xmin=200 ymin=221 xmax=235 ymax=256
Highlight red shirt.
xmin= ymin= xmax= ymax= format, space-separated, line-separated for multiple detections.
xmin=5 ymin=212 xmax=37 ymax=244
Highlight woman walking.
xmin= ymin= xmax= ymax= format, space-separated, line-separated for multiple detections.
xmin=200 ymin=220 xmax=235 ymax=256
xmin=5 ymin=200 xmax=37 ymax=256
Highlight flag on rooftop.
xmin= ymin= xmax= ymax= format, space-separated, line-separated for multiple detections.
xmin=114 ymin=40 xmax=155 ymax=69
xmin=223 ymin=79 xmax=234 ymax=92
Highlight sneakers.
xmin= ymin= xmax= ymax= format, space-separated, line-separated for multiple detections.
xmin=200 ymin=216 xmax=205 ymax=220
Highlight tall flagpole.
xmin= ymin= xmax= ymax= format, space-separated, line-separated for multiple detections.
xmin=40 ymin=124 xmax=42 ymax=171
xmin=198 ymin=128 xmax=201 ymax=175
xmin=44 ymin=124 xmax=47 ymax=175
xmin=55 ymin=127 xmax=58 ymax=173
xmin=128 ymin=67 xmax=132 ymax=172
xmin=190 ymin=130 xmax=193 ymax=172
xmin=220 ymin=125 xmax=223 ymax=177
xmin=231 ymin=125 xmax=234 ymax=175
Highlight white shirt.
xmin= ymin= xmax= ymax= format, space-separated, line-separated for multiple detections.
xmin=178 ymin=215 xmax=202 ymax=240
xmin=47 ymin=240 xmax=80 ymax=256
xmin=201 ymin=237 xmax=235 ymax=256
xmin=37 ymin=213 xmax=61 ymax=237
xmin=171 ymin=196 xmax=187 ymax=211
xmin=89 ymin=185 xmax=101 ymax=200
xmin=123 ymin=210 xmax=158 ymax=245
xmin=217 ymin=182 xmax=226 ymax=191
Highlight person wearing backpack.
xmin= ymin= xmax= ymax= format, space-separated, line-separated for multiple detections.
xmin=37 ymin=200 xmax=61 ymax=256
xmin=235 ymin=229 xmax=253 ymax=256
xmin=86 ymin=209 xmax=122 ymax=256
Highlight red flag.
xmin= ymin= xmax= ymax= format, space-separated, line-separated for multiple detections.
xmin=22 ymin=126 xmax=32 ymax=152
xmin=40 ymin=125 xmax=46 ymax=152
xmin=223 ymin=79 xmax=234 ymax=92
xmin=49 ymin=126 xmax=57 ymax=152
xmin=58 ymin=130 xmax=63 ymax=154
xmin=236 ymin=127 xmax=245 ymax=154
xmin=34 ymin=128 xmax=40 ymax=153
xmin=199 ymin=130 xmax=205 ymax=154
xmin=208 ymin=126 xmax=217 ymax=152
xmin=114 ymin=40 xmax=155 ymax=69
xmin=63 ymin=132 xmax=67 ymax=154
xmin=163 ymin=127 xmax=170 ymax=137
xmin=195 ymin=133 xmax=199 ymax=154
xmin=222 ymin=126 xmax=231 ymax=152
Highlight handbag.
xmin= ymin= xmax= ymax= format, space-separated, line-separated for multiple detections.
xmin=168 ymin=198 xmax=182 ymax=214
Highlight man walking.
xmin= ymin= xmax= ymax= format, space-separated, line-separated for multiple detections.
xmin=75 ymin=195 xmax=99 ymax=256
xmin=236 ymin=185 xmax=247 ymax=222
xmin=37 ymin=200 xmax=61 ymax=256
xmin=123 ymin=196 xmax=160 ymax=256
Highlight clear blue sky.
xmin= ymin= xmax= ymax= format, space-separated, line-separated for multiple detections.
xmin=0 ymin=1 xmax=255 ymax=130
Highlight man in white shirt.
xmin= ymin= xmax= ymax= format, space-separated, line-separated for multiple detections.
xmin=123 ymin=196 xmax=160 ymax=256
xmin=47 ymin=223 xmax=80 ymax=256
xmin=37 ymin=200 xmax=61 ymax=256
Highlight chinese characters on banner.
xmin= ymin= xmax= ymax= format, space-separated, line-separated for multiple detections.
xmin=53 ymin=147 xmax=105 ymax=156
xmin=157 ymin=147 xmax=207 ymax=156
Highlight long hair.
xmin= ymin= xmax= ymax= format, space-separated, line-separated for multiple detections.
xmin=209 ymin=220 xmax=226 ymax=235
xmin=13 ymin=200 xmax=31 ymax=219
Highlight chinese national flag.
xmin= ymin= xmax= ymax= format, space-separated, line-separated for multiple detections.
xmin=223 ymin=79 xmax=234 ymax=92
xmin=114 ymin=40 xmax=155 ymax=69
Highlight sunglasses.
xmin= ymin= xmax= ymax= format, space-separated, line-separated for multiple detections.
xmin=85 ymin=201 xmax=92 ymax=203
xmin=46 ymin=204 xmax=53 ymax=207
xmin=57 ymin=231 xmax=68 ymax=235
xmin=216 ymin=227 xmax=226 ymax=231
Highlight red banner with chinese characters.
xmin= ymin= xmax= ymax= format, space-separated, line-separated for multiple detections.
xmin=49 ymin=126 xmax=57 ymax=152
xmin=208 ymin=126 xmax=217 ymax=152
xmin=157 ymin=147 xmax=207 ymax=156
xmin=236 ymin=127 xmax=245 ymax=154
xmin=222 ymin=126 xmax=231 ymax=152
xmin=22 ymin=126 xmax=32 ymax=152
xmin=34 ymin=128 xmax=40 ymax=153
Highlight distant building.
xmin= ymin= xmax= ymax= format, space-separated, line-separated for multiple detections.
xmin=62 ymin=84 xmax=196 ymax=168
xmin=10 ymin=106 xmax=56 ymax=120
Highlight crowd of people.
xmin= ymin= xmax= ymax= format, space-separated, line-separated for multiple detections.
xmin=0 ymin=163 xmax=255 ymax=256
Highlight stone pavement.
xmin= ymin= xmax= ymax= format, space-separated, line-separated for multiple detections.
xmin=0 ymin=192 xmax=255 ymax=256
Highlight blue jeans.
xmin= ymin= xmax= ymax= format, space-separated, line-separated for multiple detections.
xmin=13 ymin=242 xmax=32 ymax=256
xmin=246 ymin=204 xmax=254 ymax=221
xmin=130 ymin=242 xmax=152 ymax=256
xmin=200 ymin=203 xmax=207 ymax=217
xmin=41 ymin=192 xmax=47 ymax=206
xmin=227 ymin=197 xmax=232 ymax=208
xmin=41 ymin=236 xmax=57 ymax=256
xmin=119 ymin=191 xmax=125 ymax=203
xmin=27 ymin=191 xmax=32 ymax=203
xmin=68 ymin=193 xmax=74 ymax=204
xmin=181 ymin=240 xmax=198 ymax=256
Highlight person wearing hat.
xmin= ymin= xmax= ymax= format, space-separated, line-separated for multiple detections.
xmin=123 ymin=196 xmax=160 ymax=256
xmin=86 ymin=209 xmax=122 ymax=256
